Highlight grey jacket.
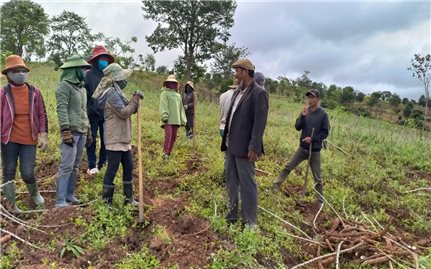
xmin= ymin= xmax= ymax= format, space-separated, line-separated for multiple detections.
xmin=100 ymin=85 xmax=138 ymax=151
xmin=221 ymin=80 xmax=269 ymax=157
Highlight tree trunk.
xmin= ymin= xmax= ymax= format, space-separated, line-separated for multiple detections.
xmin=186 ymin=51 xmax=193 ymax=81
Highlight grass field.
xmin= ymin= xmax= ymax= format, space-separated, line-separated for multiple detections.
xmin=1 ymin=63 xmax=430 ymax=268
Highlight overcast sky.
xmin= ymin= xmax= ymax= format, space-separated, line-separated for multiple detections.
xmin=9 ymin=0 xmax=430 ymax=99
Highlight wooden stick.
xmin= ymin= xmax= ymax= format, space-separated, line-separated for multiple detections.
xmin=255 ymin=168 xmax=271 ymax=176
xmin=0 ymin=180 xmax=14 ymax=188
xmin=258 ymin=205 xmax=313 ymax=240
xmin=0 ymin=235 xmax=12 ymax=244
xmin=342 ymin=195 xmax=349 ymax=219
xmin=404 ymin=187 xmax=431 ymax=194
xmin=137 ymin=106 xmax=144 ymax=223
xmin=0 ymin=228 xmax=40 ymax=249
xmin=313 ymin=202 xmax=324 ymax=229
xmin=324 ymin=140 xmax=352 ymax=156
xmin=303 ymin=127 xmax=315 ymax=196
xmin=0 ymin=212 xmax=47 ymax=234
xmin=192 ymin=91 xmax=197 ymax=156
xmin=1 ymin=205 xmax=69 ymax=228
xmin=335 ymin=240 xmax=344 ymax=269
xmin=313 ymin=186 xmax=346 ymax=228
xmin=291 ymin=242 xmax=365 ymax=269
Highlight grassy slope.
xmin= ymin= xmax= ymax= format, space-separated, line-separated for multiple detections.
xmin=1 ymin=63 xmax=430 ymax=268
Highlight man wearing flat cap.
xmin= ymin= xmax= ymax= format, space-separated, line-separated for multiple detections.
xmin=221 ymin=58 xmax=269 ymax=228
xmin=272 ymin=89 xmax=330 ymax=206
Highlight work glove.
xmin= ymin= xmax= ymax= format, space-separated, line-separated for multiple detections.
xmin=85 ymin=129 xmax=93 ymax=147
xmin=184 ymin=105 xmax=188 ymax=109
xmin=61 ymin=129 xmax=74 ymax=147
xmin=38 ymin=132 xmax=48 ymax=151
xmin=133 ymin=90 xmax=144 ymax=100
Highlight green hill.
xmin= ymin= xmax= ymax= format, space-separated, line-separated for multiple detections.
xmin=1 ymin=63 xmax=430 ymax=268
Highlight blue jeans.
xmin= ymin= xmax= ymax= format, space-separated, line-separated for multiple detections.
xmin=56 ymin=133 xmax=86 ymax=205
xmin=86 ymin=117 xmax=106 ymax=170
xmin=1 ymin=142 xmax=36 ymax=184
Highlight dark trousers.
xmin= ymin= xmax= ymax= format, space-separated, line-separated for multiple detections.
xmin=86 ymin=117 xmax=106 ymax=170
xmin=185 ymin=113 xmax=194 ymax=132
xmin=163 ymin=124 xmax=179 ymax=155
xmin=225 ymin=149 xmax=257 ymax=225
xmin=1 ymin=142 xmax=36 ymax=184
xmin=103 ymin=150 xmax=133 ymax=186
xmin=277 ymin=146 xmax=323 ymax=202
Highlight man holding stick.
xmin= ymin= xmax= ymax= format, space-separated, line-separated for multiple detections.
xmin=273 ymin=89 xmax=330 ymax=205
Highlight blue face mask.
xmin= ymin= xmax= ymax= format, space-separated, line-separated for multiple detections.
xmin=98 ymin=60 xmax=109 ymax=71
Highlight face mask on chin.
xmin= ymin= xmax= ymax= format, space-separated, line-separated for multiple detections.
xmin=7 ymin=70 xmax=28 ymax=86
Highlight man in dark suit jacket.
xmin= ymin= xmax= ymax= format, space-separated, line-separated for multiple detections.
xmin=221 ymin=59 xmax=269 ymax=227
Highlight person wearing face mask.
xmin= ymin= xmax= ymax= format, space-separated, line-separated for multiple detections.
xmin=84 ymin=45 xmax=115 ymax=176
xmin=160 ymin=75 xmax=187 ymax=160
xmin=55 ymin=54 xmax=92 ymax=208
xmin=91 ymin=63 xmax=143 ymax=206
xmin=182 ymin=81 xmax=197 ymax=139
xmin=1 ymin=55 xmax=48 ymax=212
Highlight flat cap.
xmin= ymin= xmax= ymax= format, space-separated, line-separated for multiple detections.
xmin=231 ymin=59 xmax=255 ymax=71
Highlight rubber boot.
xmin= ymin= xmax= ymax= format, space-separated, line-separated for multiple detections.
xmin=2 ymin=182 xmax=23 ymax=213
xmin=314 ymin=182 xmax=324 ymax=205
xmin=272 ymin=168 xmax=289 ymax=192
xmin=123 ymin=181 xmax=138 ymax=206
xmin=66 ymin=176 xmax=80 ymax=204
xmin=26 ymin=182 xmax=45 ymax=207
xmin=56 ymin=177 xmax=69 ymax=207
xmin=102 ymin=184 xmax=115 ymax=206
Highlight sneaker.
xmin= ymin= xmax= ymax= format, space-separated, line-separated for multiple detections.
xmin=87 ymin=168 xmax=99 ymax=176
xmin=163 ymin=154 xmax=170 ymax=161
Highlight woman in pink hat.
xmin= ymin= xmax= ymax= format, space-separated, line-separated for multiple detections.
xmin=84 ymin=45 xmax=115 ymax=176
xmin=160 ymin=75 xmax=187 ymax=160
xmin=1 ymin=55 xmax=48 ymax=212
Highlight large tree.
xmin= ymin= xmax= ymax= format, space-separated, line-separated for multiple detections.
xmin=142 ymin=0 xmax=237 ymax=80
xmin=408 ymin=53 xmax=431 ymax=116
xmin=0 ymin=0 xmax=49 ymax=58
xmin=104 ymin=36 xmax=137 ymax=68
xmin=46 ymin=11 xmax=98 ymax=68
xmin=211 ymin=43 xmax=250 ymax=78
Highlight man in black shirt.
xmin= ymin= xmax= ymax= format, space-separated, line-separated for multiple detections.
xmin=273 ymin=89 xmax=330 ymax=205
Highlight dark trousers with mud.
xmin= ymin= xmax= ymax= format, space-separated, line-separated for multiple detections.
xmin=225 ymin=150 xmax=257 ymax=225
xmin=274 ymin=146 xmax=324 ymax=203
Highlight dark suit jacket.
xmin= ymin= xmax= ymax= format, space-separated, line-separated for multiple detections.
xmin=221 ymin=80 xmax=269 ymax=158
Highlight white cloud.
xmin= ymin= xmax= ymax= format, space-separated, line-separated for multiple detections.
xmin=10 ymin=0 xmax=431 ymax=99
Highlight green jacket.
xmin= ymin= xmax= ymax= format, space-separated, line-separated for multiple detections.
xmin=159 ymin=87 xmax=186 ymax=127
xmin=56 ymin=81 xmax=89 ymax=133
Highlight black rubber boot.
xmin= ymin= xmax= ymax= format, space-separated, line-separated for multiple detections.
xmin=102 ymin=184 xmax=115 ymax=206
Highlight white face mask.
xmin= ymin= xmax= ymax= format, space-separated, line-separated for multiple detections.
xmin=7 ymin=69 xmax=28 ymax=85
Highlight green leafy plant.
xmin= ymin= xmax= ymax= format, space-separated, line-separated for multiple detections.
xmin=60 ymin=238 xmax=85 ymax=258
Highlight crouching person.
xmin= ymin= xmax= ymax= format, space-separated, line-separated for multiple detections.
xmin=55 ymin=55 xmax=92 ymax=208
xmin=1 ymin=55 xmax=48 ymax=212
xmin=92 ymin=63 xmax=143 ymax=206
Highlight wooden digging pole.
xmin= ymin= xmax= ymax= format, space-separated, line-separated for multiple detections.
xmin=192 ymin=91 xmax=197 ymax=156
xmin=137 ymin=106 xmax=144 ymax=223
xmin=303 ymin=127 xmax=315 ymax=197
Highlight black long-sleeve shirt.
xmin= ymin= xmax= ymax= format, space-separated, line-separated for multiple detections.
xmin=295 ymin=107 xmax=330 ymax=151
